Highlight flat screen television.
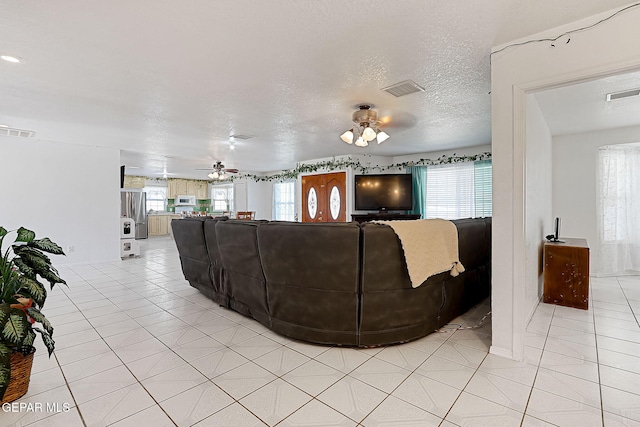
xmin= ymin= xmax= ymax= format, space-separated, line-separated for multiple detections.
xmin=354 ymin=174 xmax=413 ymax=211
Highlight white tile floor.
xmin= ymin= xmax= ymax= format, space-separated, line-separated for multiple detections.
xmin=7 ymin=236 xmax=640 ymax=426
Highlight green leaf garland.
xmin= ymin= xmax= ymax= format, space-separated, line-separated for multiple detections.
xmin=216 ymin=152 xmax=491 ymax=183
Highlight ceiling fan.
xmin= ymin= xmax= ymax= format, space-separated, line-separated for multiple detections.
xmin=195 ymin=161 xmax=239 ymax=180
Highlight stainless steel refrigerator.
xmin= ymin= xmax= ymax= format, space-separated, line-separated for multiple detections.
xmin=120 ymin=190 xmax=148 ymax=239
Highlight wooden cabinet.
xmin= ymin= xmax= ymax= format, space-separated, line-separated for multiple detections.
xmin=196 ymin=181 xmax=209 ymax=199
xmin=543 ymin=238 xmax=590 ymax=310
xmin=167 ymin=179 xmax=208 ymax=199
xmin=186 ymin=180 xmax=196 ymax=196
xmin=123 ymin=175 xmax=145 ymax=189
xmin=175 ymin=180 xmax=188 ymax=196
xmin=148 ymin=215 xmax=169 ymax=236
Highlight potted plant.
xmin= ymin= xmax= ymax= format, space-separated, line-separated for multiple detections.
xmin=0 ymin=226 xmax=66 ymax=402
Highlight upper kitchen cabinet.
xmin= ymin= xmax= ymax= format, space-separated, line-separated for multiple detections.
xmin=186 ymin=180 xmax=196 ymax=196
xmin=123 ymin=175 xmax=145 ymax=189
xmin=196 ymin=181 xmax=208 ymax=199
xmin=167 ymin=179 xmax=209 ymax=198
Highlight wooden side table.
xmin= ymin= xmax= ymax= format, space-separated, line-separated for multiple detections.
xmin=543 ymin=238 xmax=590 ymax=310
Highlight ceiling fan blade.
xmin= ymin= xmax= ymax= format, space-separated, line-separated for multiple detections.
xmin=194 ymin=168 xmax=213 ymax=170
xmin=378 ymin=112 xmax=418 ymax=130
xmin=224 ymin=169 xmax=239 ymax=173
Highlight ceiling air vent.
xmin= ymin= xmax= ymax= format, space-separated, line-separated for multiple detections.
xmin=0 ymin=127 xmax=35 ymax=138
xmin=606 ymin=88 xmax=640 ymax=101
xmin=381 ymin=80 xmax=425 ymax=97
xmin=229 ymin=134 xmax=253 ymax=140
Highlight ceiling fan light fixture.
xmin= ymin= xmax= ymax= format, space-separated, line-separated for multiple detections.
xmin=340 ymin=129 xmax=354 ymax=144
xmin=209 ymin=171 xmax=219 ymax=179
xmin=362 ymin=126 xmax=377 ymax=142
xmin=355 ymin=137 xmax=368 ymax=147
xmin=376 ymin=131 xmax=390 ymax=144
xmin=341 ymin=105 xmax=389 ymax=148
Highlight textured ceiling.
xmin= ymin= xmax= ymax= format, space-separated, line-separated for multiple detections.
xmin=0 ymin=1 xmax=636 ymax=178
xmin=535 ymin=69 xmax=640 ymax=136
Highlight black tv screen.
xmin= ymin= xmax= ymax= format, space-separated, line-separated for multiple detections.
xmin=354 ymin=174 xmax=413 ymax=211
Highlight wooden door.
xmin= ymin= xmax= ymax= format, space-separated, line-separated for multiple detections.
xmin=301 ymin=172 xmax=346 ymax=222
xmin=302 ymin=174 xmax=325 ymax=222
xmin=324 ymin=172 xmax=346 ymax=222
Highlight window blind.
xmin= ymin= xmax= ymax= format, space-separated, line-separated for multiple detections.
xmin=474 ymin=160 xmax=493 ymax=218
xmin=211 ymin=185 xmax=234 ymax=212
xmin=143 ymin=185 xmax=167 ymax=212
xmin=273 ymin=182 xmax=295 ymax=221
xmin=424 ymin=160 xmax=492 ymax=220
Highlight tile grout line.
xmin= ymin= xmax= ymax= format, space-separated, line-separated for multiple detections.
xmin=59 ymin=263 xmax=184 ymax=426
xmin=594 ymin=281 xmax=605 ymax=427
xmin=519 ymin=302 xmax=556 ymax=427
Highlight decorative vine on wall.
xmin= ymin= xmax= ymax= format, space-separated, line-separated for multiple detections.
xmin=223 ymin=152 xmax=492 ymax=183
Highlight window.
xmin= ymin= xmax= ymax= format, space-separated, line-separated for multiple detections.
xmin=144 ymin=186 xmax=166 ymax=212
xmin=423 ymin=160 xmax=492 ymax=220
xmin=211 ymin=185 xmax=234 ymax=212
xmin=597 ymin=145 xmax=640 ymax=275
xmin=273 ymin=182 xmax=295 ymax=221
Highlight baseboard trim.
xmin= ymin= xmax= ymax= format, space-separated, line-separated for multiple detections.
xmin=489 ymin=345 xmax=514 ymax=360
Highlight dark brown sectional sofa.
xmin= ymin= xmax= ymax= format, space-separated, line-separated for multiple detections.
xmin=171 ymin=217 xmax=491 ymax=347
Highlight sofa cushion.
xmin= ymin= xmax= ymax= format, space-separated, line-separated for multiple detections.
xmin=257 ymin=222 xmax=361 ymax=345
xmin=171 ymin=217 xmax=213 ymax=292
xmin=215 ymin=220 xmax=269 ymax=324
xmin=201 ymin=218 xmax=228 ymax=306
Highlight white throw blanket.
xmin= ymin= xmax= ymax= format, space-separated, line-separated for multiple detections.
xmin=373 ymin=219 xmax=465 ymax=288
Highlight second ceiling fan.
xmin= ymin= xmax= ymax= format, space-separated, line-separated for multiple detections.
xmin=195 ymin=161 xmax=239 ymax=180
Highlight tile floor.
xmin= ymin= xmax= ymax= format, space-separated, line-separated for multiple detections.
xmin=5 ymin=236 xmax=640 ymax=426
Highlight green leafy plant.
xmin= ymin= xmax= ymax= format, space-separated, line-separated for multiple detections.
xmin=216 ymin=152 xmax=492 ymax=182
xmin=0 ymin=226 xmax=66 ymax=400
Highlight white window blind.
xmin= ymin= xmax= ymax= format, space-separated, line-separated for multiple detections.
xmin=424 ymin=160 xmax=492 ymax=220
xmin=143 ymin=185 xmax=167 ymax=212
xmin=474 ymin=160 xmax=493 ymax=218
xmin=211 ymin=185 xmax=234 ymax=212
xmin=273 ymin=182 xmax=295 ymax=221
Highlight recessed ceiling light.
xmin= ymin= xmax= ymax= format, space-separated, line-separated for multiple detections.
xmin=1 ymin=55 xmax=20 ymax=63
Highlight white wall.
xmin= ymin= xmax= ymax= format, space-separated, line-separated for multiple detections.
xmin=0 ymin=136 xmax=121 ymax=265
xmin=525 ymin=95 xmax=553 ymax=320
xmin=247 ymin=180 xmax=272 ymax=220
xmin=553 ymin=125 xmax=640 ymax=275
xmin=491 ymin=4 xmax=640 ymax=359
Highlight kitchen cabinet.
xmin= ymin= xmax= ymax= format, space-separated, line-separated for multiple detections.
xmin=186 ymin=180 xmax=196 ymax=196
xmin=175 ymin=180 xmax=188 ymax=196
xmin=149 ymin=214 xmax=183 ymax=236
xmin=167 ymin=179 xmax=208 ymax=199
xmin=196 ymin=181 xmax=209 ymax=199
xmin=148 ymin=215 xmax=169 ymax=236
xmin=167 ymin=180 xmax=175 ymax=198
xmin=123 ymin=175 xmax=145 ymax=189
